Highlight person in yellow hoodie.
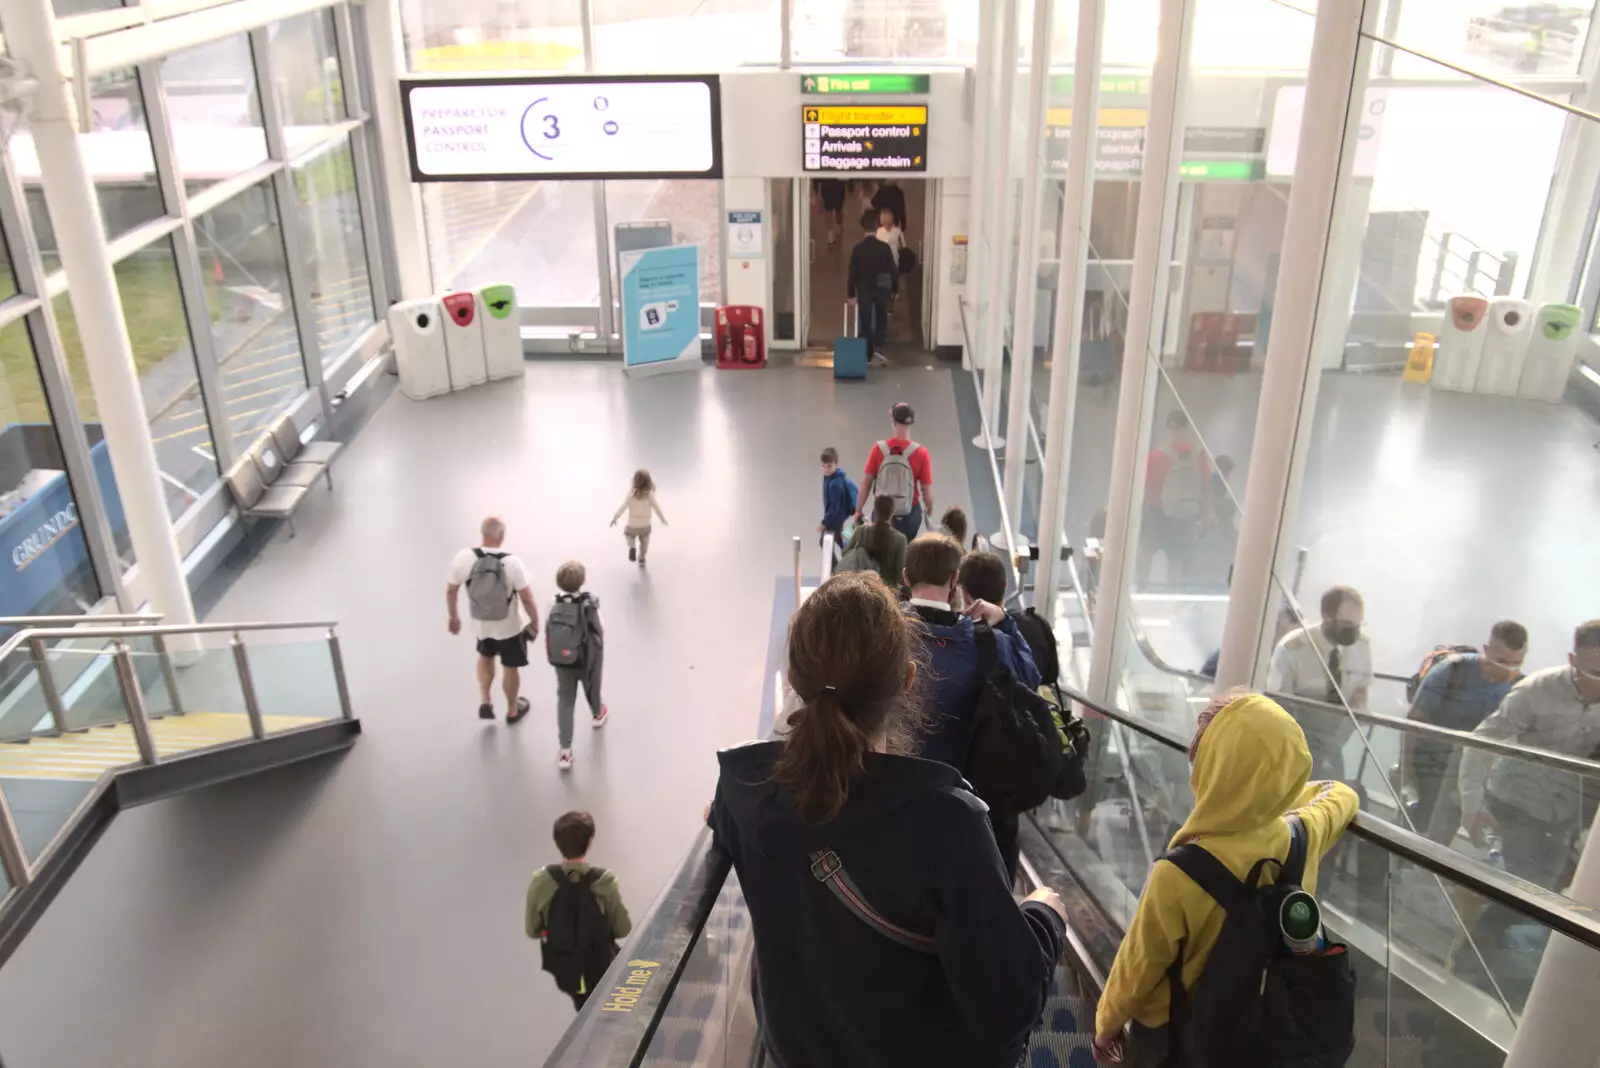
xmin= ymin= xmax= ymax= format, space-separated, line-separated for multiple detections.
xmin=1092 ymin=691 xmax=1359 ymax=1065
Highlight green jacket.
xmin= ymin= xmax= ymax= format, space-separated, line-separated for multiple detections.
xmin=525 ymin=861 xmax=633 ymax=942
xmin=847 ymin=524 xmax=908 ymax=589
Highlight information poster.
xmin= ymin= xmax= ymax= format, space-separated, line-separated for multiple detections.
xmin=401 ymin=74 xmax=722 ymax=182
xmin=727 ymin=210 xmax=763 ymax=258
xmin=802 ymin=105 xmax=928 ymax=173
xmin=620 ymin=245 xmax=702 ymax=375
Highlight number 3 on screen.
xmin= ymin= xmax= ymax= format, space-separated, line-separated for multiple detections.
xmin=520 ymin=97 xmax=562 ymax=161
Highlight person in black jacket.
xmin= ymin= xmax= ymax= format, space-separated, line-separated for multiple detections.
xmin=846 ymin=209 xmax=898 ymax=360
xmin=871 ymin=177 xmax=907 ymax=228
xmin=710 ymin=571 xmax=1066 ymax=1068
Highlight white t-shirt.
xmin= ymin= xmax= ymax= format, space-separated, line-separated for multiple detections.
xmin=1268 ymin=626 xmax=1374 ymax=706
xmin=875 ymin=225 xmax=905 ymax=260
xmin=448 ymin=547 xmax=530 ymax=641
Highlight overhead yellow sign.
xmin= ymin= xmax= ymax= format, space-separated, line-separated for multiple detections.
xmin=804 ymin=105 xmax=928 ymax=125
xmin=1045 ymin=107 xmax=1149 ymax=128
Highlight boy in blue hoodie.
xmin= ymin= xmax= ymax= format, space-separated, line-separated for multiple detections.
xmin=903 ymin=533 xmax=1040 ymax=875
xmin=816 ymin=447 xmax=857 ymax=559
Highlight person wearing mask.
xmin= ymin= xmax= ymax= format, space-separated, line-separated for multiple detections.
xmin=903 ymin=533 xmax=1040 ymax=873
xmin=1268 ymin=586 xmax=1373 ymax=781
xmin=846 ymin=209 xmax=897 ymax=364
xmin=841 ymin=494 xmax=907 ymax=589
xmin=1092 ymin=691 xmax=1358 ymax=1066
xmin=710 ymin=571 xmax=1067 ymax=1068
xmin=1401 ymin=620 xmax=1527 ymax=844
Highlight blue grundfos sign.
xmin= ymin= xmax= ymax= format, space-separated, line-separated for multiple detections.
xmin=0 ymin=426 xmax=128 ymax=618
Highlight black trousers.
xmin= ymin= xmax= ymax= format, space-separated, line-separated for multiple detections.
xmin=861 ymin=290 xmax=890 ymax=349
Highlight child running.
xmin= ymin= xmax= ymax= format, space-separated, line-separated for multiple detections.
xmin=546 ymin=560 xmax=607 ymax=771
xmin=610 ymin=469 xmax=668 ymax=566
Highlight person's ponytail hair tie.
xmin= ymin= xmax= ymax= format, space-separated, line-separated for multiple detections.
xmin=774 ymin=572 xmax=923 ymax=823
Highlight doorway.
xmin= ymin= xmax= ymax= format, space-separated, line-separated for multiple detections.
xmin=802 ymin=177 xmax=931 ymax=362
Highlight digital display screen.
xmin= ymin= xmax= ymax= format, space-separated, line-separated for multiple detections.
xmin=402 ymin=75 xmax=722 ymax=182
xmin=802 ymin=104 xmax=928 ymax=173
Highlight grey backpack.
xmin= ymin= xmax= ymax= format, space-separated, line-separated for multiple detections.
xmin=837 ymin=542 xmax=877 ymax=574
xmin=545 ymin=594 xmax=590 ymax=667
xmin=875 ymin=441 xmax=921 ymax=518
xmin=467 ymin=549 xmax=514 ymax=621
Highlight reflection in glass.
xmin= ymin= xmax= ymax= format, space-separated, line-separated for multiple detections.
xmin=18 ymin=68 xmax=165 ymax=269
xmin=791 ymin=0 xmax=977 ymax=62
xmin=422 ymin=180 xmax=597 ymax=302
xmin=0 ymin=318 xmax=101 ymax=619
xmin=605 ymin=179 xmax=722 ymax=316
xmin=52 ymin=240 xmax=217 ymax=524
xmin=292 ymin=139 xmax=377 ymax=368
xmin=400 ymin=0 xmax=584 ymax=73
xmin=593 ymin=0 xmax=780 ymax=70
xmin=195 ymin=184 xmax=308 ymax=445
xmin=269 ymin=10 xmax=346 ymax=127
xmin=161 ymin=34 xmax=269 ymax=191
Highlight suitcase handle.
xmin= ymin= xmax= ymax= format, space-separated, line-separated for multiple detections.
xmin=844 ymin=301 xmax=858 ymax=339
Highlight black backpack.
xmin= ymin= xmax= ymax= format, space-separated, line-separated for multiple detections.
xmin=539 ymin=866 xmax=619 ymax=997
xmin=1162 ymin=817 xmax=1356 ymax=1068
xmin=1008 ymin=607 xmax=1061 ymax=692
xmin=962 ymin=624 xmax=1063 ymax=814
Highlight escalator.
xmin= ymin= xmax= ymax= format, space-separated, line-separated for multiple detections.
xmin=544 ymin=687 xmax=1600 ymax=1068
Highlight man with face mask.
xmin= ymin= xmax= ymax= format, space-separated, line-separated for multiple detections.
xmin=1267 ymin=586 xmax=1373 ymax=781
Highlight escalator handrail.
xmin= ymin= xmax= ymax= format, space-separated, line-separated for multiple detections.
xmin=543 ymin=825 xmax=733 ymax=1068
xmin=1058 ymin=682 xmax=1600 ymax=951
xmin=1125 ymin=619 xmax=1600 ymax=778
xmin=957 ymin=295 xmax=1025 ymax=606
xmin=0 ymin=619 xmax=343 ymax=661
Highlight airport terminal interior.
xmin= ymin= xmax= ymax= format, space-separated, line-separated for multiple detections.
xmin=0 ymin=0 xmax=1597 ymax=1064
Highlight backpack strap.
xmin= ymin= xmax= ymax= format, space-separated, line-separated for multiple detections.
xmin=809 ymin=849 xmax=936 ymax=955
xmin=579 ymin=867 xmax=606 ymax=887
xmin=1280 ymin=815 xmax=1309 ymax=888
xmin=1162 ymin=844 xmax=1245 ymax=907
xmin=901 ymin=442 xmax=921 ymax=462
xmin=973 ymin=622 xmax=1000 ymax=678
xmin=876 ymin=439 xmax=891 ymax=459
xmin=545 ymin=864 xmax=564 ymax=881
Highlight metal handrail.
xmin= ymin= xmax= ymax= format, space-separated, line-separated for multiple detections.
xmin=957 ymin=296 xmax=1025 ymax=604
xmin=0 ymin=614 xmax=160 ymax=626
xmin=1058 ymin=682 xmax=1600 ymax=950
xmin=0 ymin=614 xmax=351 ymax=892
xmin=1125 ymin=617 xmax=1600 ymax=778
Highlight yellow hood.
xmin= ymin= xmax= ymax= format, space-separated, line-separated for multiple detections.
xmin=1169 ymin=693 xmax=1312 ymax=849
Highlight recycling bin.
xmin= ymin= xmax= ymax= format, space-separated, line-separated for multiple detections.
xmin=1474 ymin=297 xmax=1534 ymax=396
xmin=1432 ymin=295 xmax=1488 ymax=393
xmin=389 ymin=298 xmax=450 ymax=400
xmin=1517 ymin=303 xmax=1583 ymax=403
xmin=442 ymin=291 xmax=488 ymax=390
xmin=478 ymin=284 xmax=523 ymax=380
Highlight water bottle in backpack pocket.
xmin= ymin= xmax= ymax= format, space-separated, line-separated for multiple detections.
xmin=1162 ymin=815 xmax=1356 ymax=1068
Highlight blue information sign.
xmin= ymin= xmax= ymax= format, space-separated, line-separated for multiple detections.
xmin=620 ymin=244 xmax=702 ymax=374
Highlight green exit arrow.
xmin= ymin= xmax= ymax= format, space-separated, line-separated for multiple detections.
xmin=800 ymin=73 xmax=932 ymax=94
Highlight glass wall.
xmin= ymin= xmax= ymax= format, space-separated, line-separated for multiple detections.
xmin=791 ymin=0 xmax=981 ymax=61
xmin=593 ymin=0 xmax=781 ymax=70
xmin=0 ymin=0 xmax=384 ymax=607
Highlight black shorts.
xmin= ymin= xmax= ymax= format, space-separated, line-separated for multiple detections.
xmin=476 ymin=632 xmax=529 ymax=667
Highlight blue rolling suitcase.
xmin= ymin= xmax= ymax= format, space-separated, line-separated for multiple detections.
xmin=834 ymin=301 xmax=868 ymax=380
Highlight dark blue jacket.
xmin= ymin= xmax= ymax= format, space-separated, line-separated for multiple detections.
xmin=909 ymin=604 xmax=1041 ymax=770
xmin=710 ymin=741 xmax=1065 ymax=1068
xmin=820 ymin=469 xmax=856 ymax=530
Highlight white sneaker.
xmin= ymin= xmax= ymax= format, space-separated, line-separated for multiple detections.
xmin=557 ymin=749 xmax=574 ymax=770
xmin=870 ymin=352 xmax=889 ymax=367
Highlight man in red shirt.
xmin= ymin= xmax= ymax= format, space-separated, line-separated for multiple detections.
xmin=1139 ymin=408 xmax=1211 ymax=586
xmin=856 ymin=402 xmax=935 ymax=540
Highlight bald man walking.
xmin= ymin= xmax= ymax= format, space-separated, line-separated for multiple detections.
xmin=447 ymin=515 xmax=540 ymax=724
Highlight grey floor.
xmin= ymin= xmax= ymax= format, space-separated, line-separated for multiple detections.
xmin=0 ymin=360 xmax=972 ymax=1068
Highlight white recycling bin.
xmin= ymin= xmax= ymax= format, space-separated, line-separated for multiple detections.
xmin=1517 ymin=303 xmax=1583 ymax=403
xmin=389 ymin=298 xmax=450 ymax=400
xmin=1474 ymin=297 xmax=1534 ymax=396
xmin=1432 ymin=295 xmax=1489 ymax=393
xmin=441 ymin=291 xmax=488 ymax=389
xmin=477 ymin=283 xmax=523 ymax=380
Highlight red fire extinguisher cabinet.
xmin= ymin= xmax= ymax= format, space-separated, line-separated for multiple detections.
xmin=715 ymin=305 xmax=766 ymax=370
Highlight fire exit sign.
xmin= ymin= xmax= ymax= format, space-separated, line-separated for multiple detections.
xmin=801 ymin=73 xmax=932 ymax=94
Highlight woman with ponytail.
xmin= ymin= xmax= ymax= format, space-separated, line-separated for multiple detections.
xmin=709 ymin=571 xmax=1067 ymax=1068
xmin=840 ymin=493 xmax=907 ymax=589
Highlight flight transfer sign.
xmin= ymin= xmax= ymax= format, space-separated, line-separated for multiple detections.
xmin=802 ymin=105 xmax=928 ymax=173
